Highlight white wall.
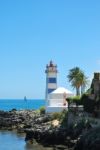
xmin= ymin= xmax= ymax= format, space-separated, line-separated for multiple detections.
xmin=46 ymin=106 xmax=68 ymax=113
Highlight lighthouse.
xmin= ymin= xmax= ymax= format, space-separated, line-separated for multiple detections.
xmin=45 ymin=61 xmax=58 ymax=100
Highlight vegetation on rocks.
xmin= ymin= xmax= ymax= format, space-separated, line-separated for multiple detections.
xmin=66 ymin=96 xmax=81 ymax=105
xmin=52 ymin=110 xmax=68 ymax=124
xmin=39 ymin=106 xmax=46 ymax=114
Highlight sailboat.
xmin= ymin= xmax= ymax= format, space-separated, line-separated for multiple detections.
xmin=24 ymin=96 xmax=27 ymax=101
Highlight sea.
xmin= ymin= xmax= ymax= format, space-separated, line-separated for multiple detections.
xmin=0 ymin=99 xmax=47 ymax=150
xmin=0 ymin=99 xmax=45 ymax=111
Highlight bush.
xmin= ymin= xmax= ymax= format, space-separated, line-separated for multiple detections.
xmin=52 ymin=110 xmax=68 ymax=126
xmin=66 ymin=97 xmax=73 ymax=104
xmin=52 ymin=112 xmax=62 ymax=120
xmin=68 ymin=96 xmax=82 ymax=105
xmin=39 ymin=106 xmax=45 ymax=114
xmin=73 ymin=96 xmax=81 ymax=104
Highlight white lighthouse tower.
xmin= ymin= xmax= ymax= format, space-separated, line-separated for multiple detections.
xmin=45 ymin=61 xmax=73 ymax=113
xmin=45 ymin=61 xmax=58 ymax=100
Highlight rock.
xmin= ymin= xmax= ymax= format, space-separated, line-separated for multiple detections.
xmin=1 ymin=109 xmax=96 ymax=150
xmin=0 ymin=110 xmax=36 ymax=130
xmin=24 ymin=125 xmax=69 ymax=145
xmin=74 ymin=127 xmax=100 ymax=150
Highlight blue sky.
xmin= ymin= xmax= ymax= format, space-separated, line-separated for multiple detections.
xmin=0 ymin=0 xmax=100 ymax=99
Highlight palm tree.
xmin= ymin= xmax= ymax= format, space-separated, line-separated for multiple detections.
xmin=67 ymin=67 xmax=88 ymax=96
xmin=80 ymin=75 xmax=89 ymax=95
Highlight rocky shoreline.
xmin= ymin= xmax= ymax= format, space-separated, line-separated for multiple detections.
xmin=0 ymin=109 xmax=100 ymax=150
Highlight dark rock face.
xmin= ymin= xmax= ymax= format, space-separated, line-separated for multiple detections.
xmin=0 ymin=109 xmax=71 ymax=145
xmin=1 ymin=109 xmax=98 ymax=150
xmin=25 ymin=127 xmax=68 ymax=145
xmin=0 ymin=110 xmax=37 ymax=130
xmin=74 ymin=127 xmax=100 ymax=150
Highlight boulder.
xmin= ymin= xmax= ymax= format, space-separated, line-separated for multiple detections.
xmin=74 ymin=127 xmax=100 ymax=150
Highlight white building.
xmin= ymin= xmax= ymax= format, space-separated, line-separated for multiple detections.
xmin=46 ymin=87 xmax=73 ymax=112
xmin=45 ymin=61 xmax=74 ymax=113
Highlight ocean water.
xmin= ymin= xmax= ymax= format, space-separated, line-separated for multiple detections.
xmin=0 ymin=99 xmax=46 ymax=150
xmin=0 ymin=131 xmax=49 ymax=150
xmin=0 ymin=99 xmax=45 ymax=111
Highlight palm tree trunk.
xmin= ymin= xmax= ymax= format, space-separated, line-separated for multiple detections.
xmin=81 ymin=85 xmax=85 ymax=95
xmin=76 ymin=87 xmax=80 ymax=96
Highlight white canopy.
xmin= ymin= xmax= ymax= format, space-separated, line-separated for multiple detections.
xmin=48 ymin=87 xmax=74 ymax=103
xmin=51 ymin=87 xmax=73 ymax=95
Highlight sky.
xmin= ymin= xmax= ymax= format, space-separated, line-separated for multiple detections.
xmin=0 ymin=0 xmax=100 ymax=99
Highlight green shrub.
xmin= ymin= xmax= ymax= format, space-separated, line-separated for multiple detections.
xmin=68 ymin=96 xmax=82 ymax=105
xmin=66 ymin=97 xmax=73 ymax=104
xmin=52 ymin=110 xmax=68 ymax=124
xmin=52 ymin=112 xmax=62 ymax=120
xmin=39 ymin=106 xmax=45 ymax=114
xmin=73 ymin=96 xmax=81 ymax=102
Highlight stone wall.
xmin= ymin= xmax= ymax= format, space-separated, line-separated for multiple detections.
xmin=90 ymin=73 xmax=100 ymax=101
